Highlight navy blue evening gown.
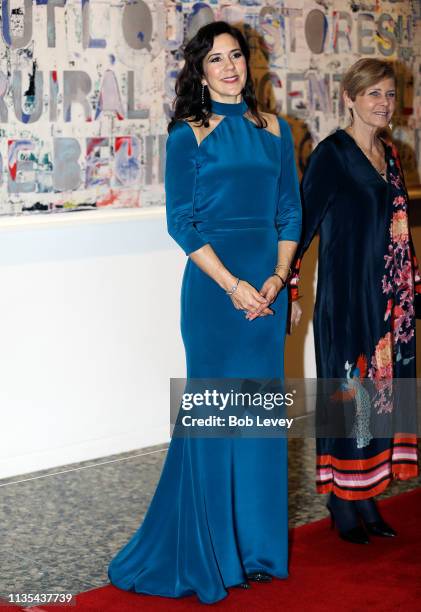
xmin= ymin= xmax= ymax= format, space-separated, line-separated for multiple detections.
xmin=108 ymin=100 xmax=301 ymax=604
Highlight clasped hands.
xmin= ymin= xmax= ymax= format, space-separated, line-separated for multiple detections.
xmin=230 ymin=276 xmax=284 ymax=321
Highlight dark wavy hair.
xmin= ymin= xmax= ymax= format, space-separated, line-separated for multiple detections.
xmin=168 ymin=21 xmax=266 ymax=132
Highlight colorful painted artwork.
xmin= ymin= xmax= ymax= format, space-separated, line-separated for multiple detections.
xmin=0 ymin=0 xmax=419 ymax=216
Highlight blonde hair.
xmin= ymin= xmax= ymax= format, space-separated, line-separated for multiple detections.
xmin=341 ymin=58 xmax=396 ymax=101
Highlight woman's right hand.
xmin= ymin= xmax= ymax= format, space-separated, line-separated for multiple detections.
xmin=230 ymin=280 xmax=273 ymax=317
xmin=290 ymin=301 xmax=302 ymax=330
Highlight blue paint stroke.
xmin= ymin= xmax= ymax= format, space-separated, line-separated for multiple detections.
xmin=115 ymin=139 xmax=140 ymax=187
xmin=191 ymin=2 xmax=211 ymax=16
xmin=89 ymin=38 xmax=106 ymax=48
xmin=2 ymin=0 xmax=12 ymax=45
xmin=82 ymin=0 xmax=106 ymax=47
xmin=94 ymin=94 xmax=102 ymax=120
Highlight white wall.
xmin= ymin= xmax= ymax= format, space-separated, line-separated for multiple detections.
xmin=0 ymin=211 xmax=186 ymax=479
xmin=1 ymin=213 xmax=420 ymax=479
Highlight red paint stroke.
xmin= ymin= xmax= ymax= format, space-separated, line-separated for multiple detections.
xmin=97 ymin=189 xmax=119 ymax=207
xmin=288 ymin=91 xmax=301 ymax=97
xmin=333 ymin=11 xmax=338 ymax=48
xmin=115 ymin=137 xmax=132 ymax=156
xmin=115 ymin=137 xmax=124 ymax=152
xmin=116 ymin=112 xmax=124 ymax=121
xmin=8 ymin=140 xmax=17 ymax=181
xmin=9 ymin=162 xmax=17 ymax=181
xmin=52 ymin=70 xmax=57 ymax=82
xmin=87 ymin=137 xmax=107 ymax=156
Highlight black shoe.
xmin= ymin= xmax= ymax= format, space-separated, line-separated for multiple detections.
xmin=339 ymin=525 xmax=370 ymax=545
xmin=327 ymin=504 xmax=370 ymax=545
xmin=365 ymin=519 xmax=397 ymax=538
xmin=246 ymin=572 xmax=272 ymax=583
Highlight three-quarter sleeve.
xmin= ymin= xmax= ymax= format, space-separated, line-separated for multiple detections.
xmin=289 ymin=138 xmax=338 ymax=300
xmin=276 ymin=117 xmax=302 ymax=242
xmin=165 ymin=121 xmax=207 ymax=255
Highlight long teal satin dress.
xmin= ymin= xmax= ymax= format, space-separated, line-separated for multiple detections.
xmin=108 ymin=100 xmax=301 ymax=604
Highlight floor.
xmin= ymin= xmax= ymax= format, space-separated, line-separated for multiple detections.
xmin=0 ymin=439 xmax=420 ymax=607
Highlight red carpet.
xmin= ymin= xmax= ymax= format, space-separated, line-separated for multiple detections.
xmin=33 ymin=488 xmax=421 ymax=611
xmin=0 ymin=598 xmax=26 ymax=611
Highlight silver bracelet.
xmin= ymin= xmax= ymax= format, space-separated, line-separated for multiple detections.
xmin=226 ymin=278 xmax=240 ymax=295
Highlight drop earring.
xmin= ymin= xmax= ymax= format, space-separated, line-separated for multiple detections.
xmin=201 ymin=83 xmax=205 ymax=106
xmin=388 ymin=121 xmax=393 ymax=130
xmin=349 ymin=107 xmax=354 ymax=123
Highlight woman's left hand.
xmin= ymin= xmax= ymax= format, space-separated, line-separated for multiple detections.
xmin=246 ymin=275 xmax=284 ymax=321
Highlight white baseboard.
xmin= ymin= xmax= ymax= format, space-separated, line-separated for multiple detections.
xmin=0 ymin=427 xmax=170 ymax=481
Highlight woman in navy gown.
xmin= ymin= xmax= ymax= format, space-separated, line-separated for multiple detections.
xmin=109 ymin=21 xmax=301 ymax=603
xmin=290 ymin=58 xmax=419 ymax=544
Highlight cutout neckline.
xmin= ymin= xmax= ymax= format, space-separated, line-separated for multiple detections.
xmin=211 ymin=99 xmax=248 ymax=117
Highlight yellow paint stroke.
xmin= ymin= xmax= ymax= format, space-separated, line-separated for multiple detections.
xmin=374 ymin=33 xmax=392 ymax=50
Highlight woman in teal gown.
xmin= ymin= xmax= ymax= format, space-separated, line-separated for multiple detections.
xmin=108 ymin=21 xmax=301 ymax=604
